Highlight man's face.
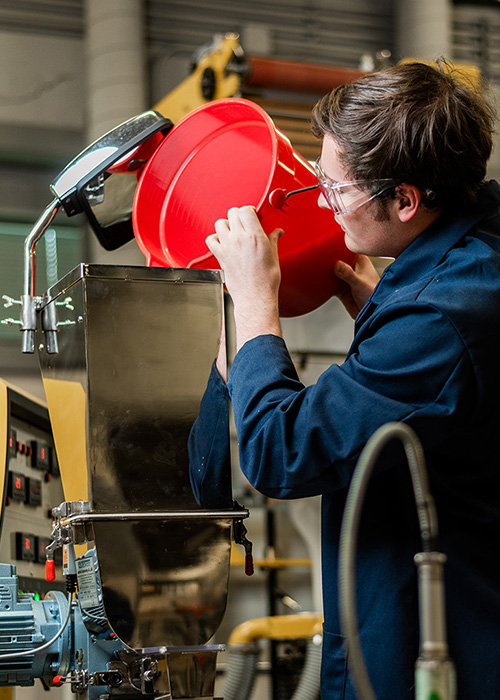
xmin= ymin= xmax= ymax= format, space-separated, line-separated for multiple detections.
xmin=317 ymin=135 xmax=403 ymax=257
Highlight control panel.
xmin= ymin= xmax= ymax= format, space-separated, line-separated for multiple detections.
xmin=0 ymin=380 xmax=64 ymax=594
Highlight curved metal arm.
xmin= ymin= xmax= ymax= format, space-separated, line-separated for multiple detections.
xmin=21 ymin=199 xmax=61 ymax=353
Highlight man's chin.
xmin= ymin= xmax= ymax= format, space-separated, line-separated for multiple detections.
xmin=343 ymin=233 xmax=362 ymax=254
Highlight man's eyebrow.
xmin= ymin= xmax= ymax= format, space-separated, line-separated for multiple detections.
xmin=318 ymin=160 xmax=340 ymax=186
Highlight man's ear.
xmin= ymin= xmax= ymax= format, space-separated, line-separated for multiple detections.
xmin=396 ymin=184 xmax=421 ymax=222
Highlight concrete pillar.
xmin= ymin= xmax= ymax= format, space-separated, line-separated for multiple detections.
xmin=84 ymin=0 xmax=147 ymax=264
xmin=395 ymin=0 xmax=452 ymax=63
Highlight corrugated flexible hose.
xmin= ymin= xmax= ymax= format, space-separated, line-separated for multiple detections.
xmin=221 ymin=648 xmax=259 ymax=700
xmin=222 ymin=636 xmax=322 ymax=700
xmin=290 ymin=635 xmax=322 ymax=700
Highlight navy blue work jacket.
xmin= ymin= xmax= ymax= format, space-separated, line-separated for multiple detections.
xmin=190 ymin=181 xmax=500 ymax=699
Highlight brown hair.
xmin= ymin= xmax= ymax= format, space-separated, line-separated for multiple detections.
xmin=311 ymin=61 xmax=497 ymax=210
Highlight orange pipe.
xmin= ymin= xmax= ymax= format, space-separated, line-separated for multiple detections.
xmin=246 ymin=56 xmax=366 ymax=94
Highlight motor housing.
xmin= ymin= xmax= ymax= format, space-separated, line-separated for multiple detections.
xmin=0 ymin=563 xmax=70 ymax=686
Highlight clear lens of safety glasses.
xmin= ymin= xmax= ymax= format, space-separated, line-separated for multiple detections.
xmin=314 ymin=157 xmax=395 ymax=216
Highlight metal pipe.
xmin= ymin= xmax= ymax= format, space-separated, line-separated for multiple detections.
xmin=414 ymin=552 xmax=456 ymax=699
xmin=414 ymin=552 xmax=449 ymax=659
xmin=228 ymin=614 xmax=323 ymax=645
xmin=246 ymin=56 xmax=366 ymax=94
xmin=63 ymin=509 xmax=249 ymax=526
xmin=21 ymin=198 xmax=60 ymax=353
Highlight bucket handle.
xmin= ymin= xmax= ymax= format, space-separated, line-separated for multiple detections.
xmin=268 ymin=184 xmax=319 ymax=211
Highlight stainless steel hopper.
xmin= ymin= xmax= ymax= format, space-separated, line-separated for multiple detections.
xmin=35 ymin=264 xmax=246 ymax=699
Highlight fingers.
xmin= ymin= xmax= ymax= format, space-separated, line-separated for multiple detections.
xmin=227 ymin=205 xmax=263 ymax=237
xmin=213 ymin=216 xmax=230 ymax=239
xmin=335 ymin=255 xmax=378 ymax=286
xmin=268 ymin=228 xmax=284 ymax=258
xmin=206 ymin=212 xmax=237 ymax=262
xmin=352 ymin=254 xmax=379 ymax=278
xmin=334 ymin=259 xmax=356 ymax=283
xmin=333 ymin=253 xmax=379 ymax=319
xmin=269 ymin=227 xmax=284 ymax=243
xmin=209 ymin=206 xmax=274 ymax=248
xmin=205 ymin=232 xmax=221 ymax=259
xmin=207 ymin=207 xmax=283 ymax=272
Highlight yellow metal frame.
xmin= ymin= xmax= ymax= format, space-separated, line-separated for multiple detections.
xmin=399 ymin=58 xmax=482 ymax=92
xmin=153 ymin=33 xmax=242 ymax=123
xmin=42 ymin=378 xmax=88 ymax=503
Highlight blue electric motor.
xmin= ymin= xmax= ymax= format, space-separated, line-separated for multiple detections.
xmin=0 ymin=563 xmax=70 ymax=685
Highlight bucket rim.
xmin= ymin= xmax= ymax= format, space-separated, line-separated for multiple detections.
xmin=132 ymin=97 xmax=294 ymax=267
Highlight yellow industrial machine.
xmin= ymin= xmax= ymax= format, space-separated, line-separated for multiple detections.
xmin=153 ymin=34 xmax=243 ymax=122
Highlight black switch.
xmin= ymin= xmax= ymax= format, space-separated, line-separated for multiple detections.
xmin=31 ymin=441 xmax=50 ymax=471
xmin=8 ymin=429 xmax=17 ymax=459
xmin=26 ymin=477 xmax=42 ymax=507
xmin=15 ymin=532 xmax=36 ymax=562
xmin=8 ymin=472 xmax=26 ymax=502
xmin=49 ymin=447 xmax=60 ymax=477
xmin=36 ymin=537 xmax=51 ymax=563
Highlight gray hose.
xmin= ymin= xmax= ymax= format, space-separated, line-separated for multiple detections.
xmin=290 ymin=634 xmax=323 ymax=700
xmin=222 ymin=635 xmax=322 ymax=700
xmin=339 ymin=421 xmax=437 ymax=700
xmin=221 ymin=647 xmax=259 ymax=700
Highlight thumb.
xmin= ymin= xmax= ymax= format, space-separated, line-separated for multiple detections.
xmin=334 ymin=260 xmax=355 ymax=282
xmin=269 ymin=228 xmax=284 ymax=245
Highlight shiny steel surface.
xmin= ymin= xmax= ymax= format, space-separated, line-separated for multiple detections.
xmin=38 ymin=264 xmax=227 ymax=512
xmin=21 ymin=198 xmax=61 ymax=353
xmin=93 ymin=517 xmax=233 ymax=648
xmin=113 ymin=647 xmax=221 ymax=698
xmin=37 ymin=265 xmax=233 ymax=650
xmin=65 ymin=509 xmax=248 ymax=523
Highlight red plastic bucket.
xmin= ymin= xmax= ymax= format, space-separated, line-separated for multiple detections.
xmin=132 ymin=98 xmax=355 ymax=316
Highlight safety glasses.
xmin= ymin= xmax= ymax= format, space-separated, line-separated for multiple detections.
xmin=314 ymin=157 xmax=396 ymax=216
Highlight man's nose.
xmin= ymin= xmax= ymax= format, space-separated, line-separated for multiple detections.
xmin=318 ymin=191 xmax=330 ymax=210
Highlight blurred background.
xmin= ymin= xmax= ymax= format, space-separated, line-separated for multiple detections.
xmin=0 ymin=2 xmax=499 ymax=698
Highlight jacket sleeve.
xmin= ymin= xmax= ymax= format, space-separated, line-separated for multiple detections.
xmin=188 ymin=362 xmax=233 ymax=508
xmin=227 ymin=303 xmax=474 ymax=500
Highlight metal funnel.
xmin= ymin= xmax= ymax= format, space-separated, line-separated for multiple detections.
xmin=37 ymin=264 xmax=239 ymax=652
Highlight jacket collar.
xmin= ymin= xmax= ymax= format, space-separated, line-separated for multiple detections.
xmin=354 ymin=180 xmax=500 ymax=332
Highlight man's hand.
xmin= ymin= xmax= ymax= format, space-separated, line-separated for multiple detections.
xmin=206 ymin=206 xmax=283 ymax=353
xmin=334 ymin=254 xmax=380 ymax=319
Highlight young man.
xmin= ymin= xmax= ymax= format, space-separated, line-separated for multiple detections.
xmin=192 ymin=62 xmax=500 ymax=698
